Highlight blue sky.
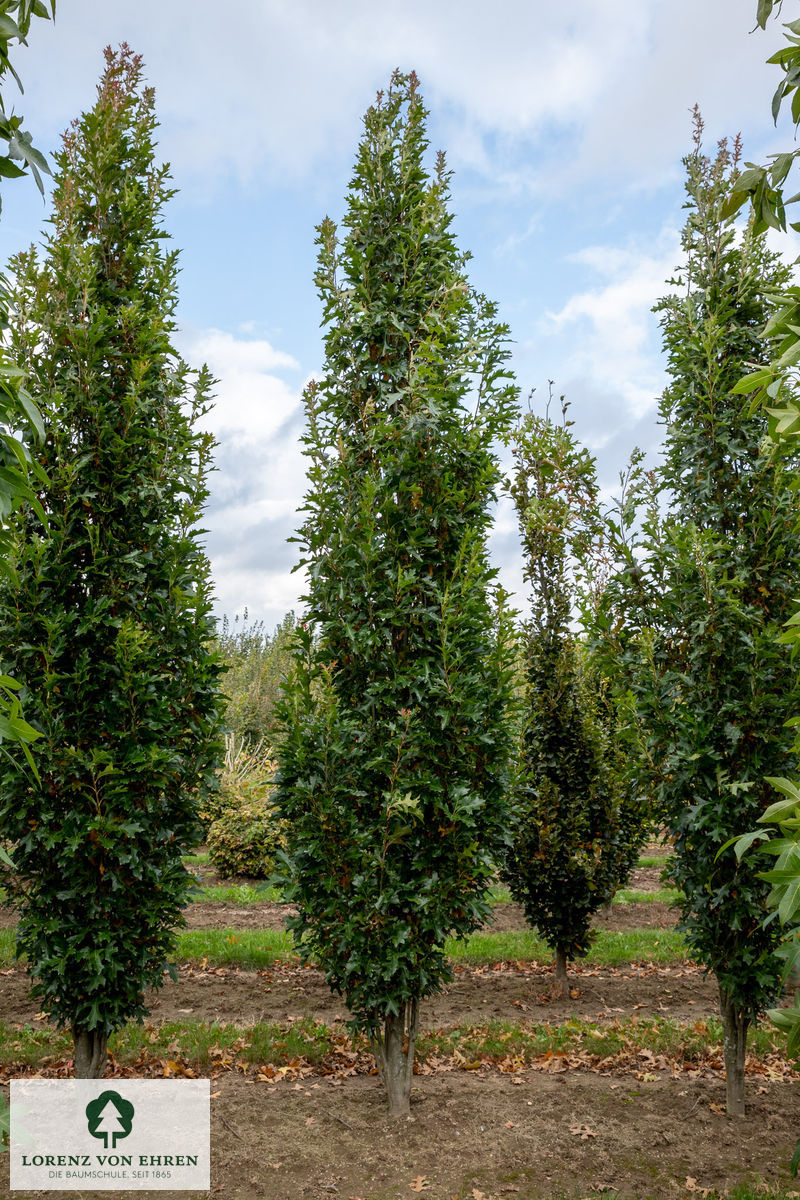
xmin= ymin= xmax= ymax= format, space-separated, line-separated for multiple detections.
xmin=1 ymin=0 xmax=792 ymax=629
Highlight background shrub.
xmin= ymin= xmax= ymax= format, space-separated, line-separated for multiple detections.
xmin=207 ymin=734 xmax=286 ymax=878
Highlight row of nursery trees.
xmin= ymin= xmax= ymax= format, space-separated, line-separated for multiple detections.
xmin=1 ymin=15 xmax=800 ymax=1120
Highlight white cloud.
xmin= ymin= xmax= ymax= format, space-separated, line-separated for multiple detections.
xmin=174 ymin=326 xmax=309 ymax=627
xmin=179 ymin=327 xmax=300 ymax=447
xmin=540 ymin=226 xmax=680 ymax=427
xmin=14 ymin=0 xmax=775 ymax=199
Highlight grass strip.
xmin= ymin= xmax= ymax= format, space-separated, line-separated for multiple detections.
xmin=0 ymin=1013 xmax=787 ymax=1074
xmin=446 ymin=928 xmax=687 ymax=967
xmin=613 ymin=887 xmax=681 ymax=905
xmin=490 ymin=885 xmax=681 ymax=906
xmin=636 ymin=854 xmax=671 ymax=869
xmin=175 ymin=927 xmax=688 ymax=969
xmin=182 ymin=851 xmax=210 ymax=867
xmin=0 ymin=929 xmax=14 ymax=968
xmin=188 ymin=883 xmax=282 ymax=904
xmin=176 ymin=928 xmax=297 ymax=967
xmin=0 ymin=926 xmax=689 ymax=971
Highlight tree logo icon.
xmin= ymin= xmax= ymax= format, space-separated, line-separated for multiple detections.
xmin=85 ymin=1090 xmax=134 ymax=1149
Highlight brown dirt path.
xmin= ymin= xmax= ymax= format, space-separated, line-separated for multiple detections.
xmin=1 ymin=1067 xmax=798 ymax=1200
xmin=0 ymin=959 xmax=717 ymax=1029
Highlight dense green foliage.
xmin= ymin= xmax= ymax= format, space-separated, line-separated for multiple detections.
xmin=0 ymin=47 xmax=223 ymax=1077
xmin=0 ymin=0 xmax=53 ymax=203
xmin=216 ymin=610 xmax=296 ymax=745
xmin=607 ymin=125 xmax=800 ymax=1112
xmin=0 ymin=0 xmax=55 ymax=767
xmin=274 ymin=71 xmax=517 ymax=1112
xmin=503 ymin=403 xmax=646 ymax=989
xmin=207 ymin=798 xmax=285 ymax=881
xmin=722 ymin=9 xmax=800 ymax=1152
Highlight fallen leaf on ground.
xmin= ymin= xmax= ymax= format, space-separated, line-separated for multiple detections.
xmin=569 ymin=1124 xmax=597 ymax=1140
xmin=410 ymin=1177 xmax=430 ymax=1193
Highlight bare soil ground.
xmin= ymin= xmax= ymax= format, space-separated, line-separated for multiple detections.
xmin=7 ymin=846 xmax=796 ymax=1200
xmin=0 ymin=958 xmax=718 ymax=1029
xmin=2 ymin=1066 xmax=799 ymax=1200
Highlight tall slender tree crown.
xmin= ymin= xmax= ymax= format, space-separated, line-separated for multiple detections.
xmin=275 ymin=70 xmax=517 ymax=1114
xmin=0 ymin=45 xmax=223 ymax=1078
xmin=618 ymin=120 xmax=800 ymax=1114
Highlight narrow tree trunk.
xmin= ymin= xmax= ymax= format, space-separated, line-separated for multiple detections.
xmin=553 ymin=947 xmax=569 ymax=998
xmin=73 ymin=1028 xmax=108 ymax=1079
xmin=370 ymin=999 xmax=419 ymax=1117
xmin=718 ymin=983 xmax=749 ymax=1117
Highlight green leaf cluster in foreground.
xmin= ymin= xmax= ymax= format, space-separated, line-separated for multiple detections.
xmin=0 ymin=1 xmax=55 ymax=766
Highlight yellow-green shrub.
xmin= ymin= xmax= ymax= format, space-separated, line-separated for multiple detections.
xmin=206 ymin=735 xmax=287 ymax=878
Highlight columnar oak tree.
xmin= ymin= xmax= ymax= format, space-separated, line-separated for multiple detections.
xmin=503 ymin=402 xmax=645 ymax=995
xmin=0 ymin=46 xmax=223 ymax=1078
xmin=275 ymin=71 xmax=517 ymax=1116
xmin=0 ymin=0 xmax=55 ymax=765
xmin=627 ymin=124 xmax=800 ymax=1115
xmin=716 ymin=9 xmax=800 ymax=1124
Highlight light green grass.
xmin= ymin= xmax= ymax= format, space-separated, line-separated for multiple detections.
xmin=614 ymin=887 xmax=681 ymax=905
xmin=175 ymin=926 xmax=688 ymax=970
xmin=0 ymin=925 xmax=689 ymax=971
xmin=636 ymin=854 xmax=672 ymax=869
xmin=182 ymin=851 xmax=210 ymax=867
xmin=0 ymin=928 xmax=14 ymax=967
xmin=176 ymin=927 xmax=296 ymax=967
xmin=189 ymin=882 xmax=282 ymax=904
xmin=448 ymin=927 xmax=687 ymax=967
xmin=0 ymin=1013 xmax=786 ymax=1073
xmin=491 ymin=885 xmax=681 ymax=906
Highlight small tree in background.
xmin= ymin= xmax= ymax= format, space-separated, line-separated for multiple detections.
xmin=275 ymin=71 xmax=517 ymax=1116
xmin=0 ymin=46 xmax=223 ymax=1078
xmin=503 ymin=399 xmax=646 ymax=996
xmin=216 ymin=609 xmax=296 ymax=745
xmin=620 ymin=123 xmax=800 ymax=1116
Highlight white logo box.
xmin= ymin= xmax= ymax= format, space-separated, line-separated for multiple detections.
xmin=10 ymin=1079 xmax=210 ymax=1191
